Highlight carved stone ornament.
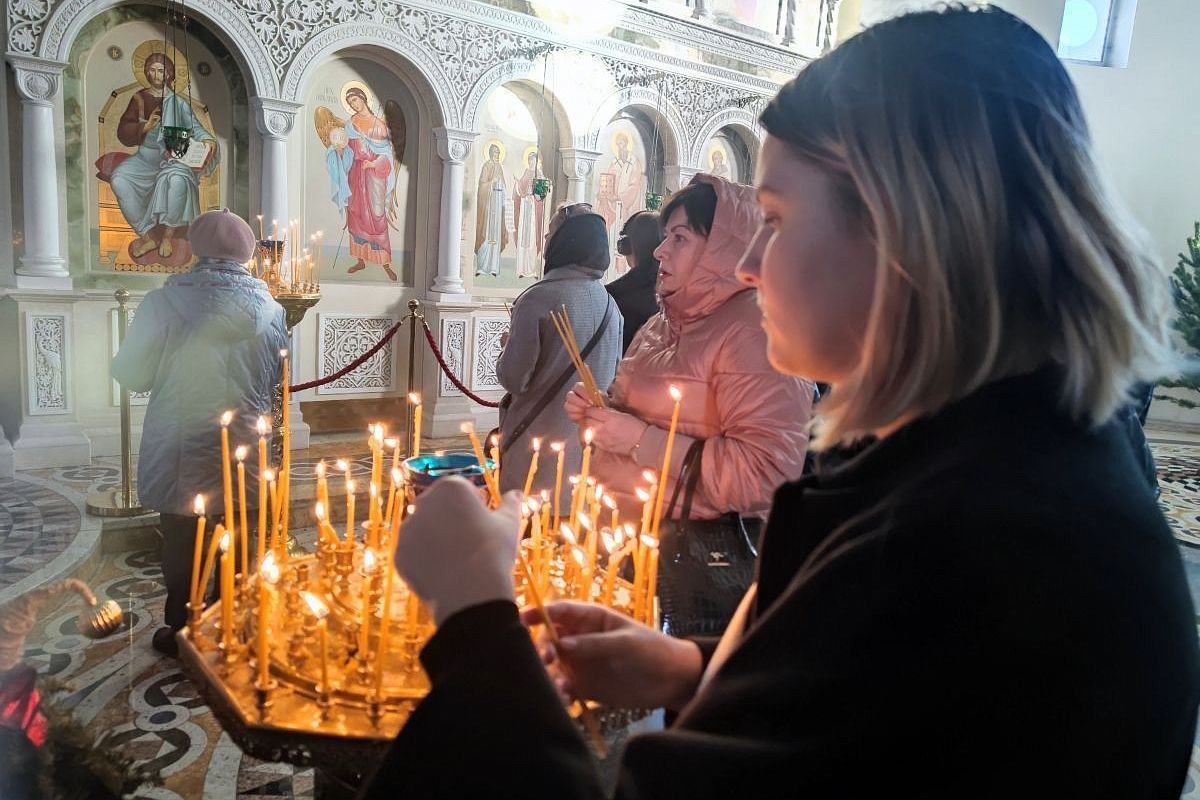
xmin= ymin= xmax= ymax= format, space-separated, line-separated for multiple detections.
xmin=9 ymin=58 xmax=65 ymax=105
xmin=252 ymin=97 xmax=301 ymax=138
xmin=434 ymin=128 xmax=476 ymax=164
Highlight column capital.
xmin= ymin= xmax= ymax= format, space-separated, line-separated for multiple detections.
xmin=560 ymin=148 xmax=602 ymax=180
xmin=251 ymin=97 xmax=303 ymax=140
xmin=7 ymin=55 xmax=67 ymax=107
xmin=433 ymin=128 xmax=477 ymax=165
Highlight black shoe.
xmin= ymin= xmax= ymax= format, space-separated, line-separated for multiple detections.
xmin=152 ymin=627 xmax=179 ymax=658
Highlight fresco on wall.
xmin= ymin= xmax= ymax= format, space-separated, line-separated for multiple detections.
xmin=592 ymin=117 xmax=649 ymax=275
xmin=466 ymin=86 xmax=553 ymax=294
xmin=702 ymin=136 xmax=740 ymax=184
xmin=304 ymin=59 xmax=417 ymax=285
xmin=93 ymin=39 xmax=223 ymax=272
xmin=712 ymin=0 xmax=781 ymax=33
xmin=314 ymin=82 xmax=407 ymax=282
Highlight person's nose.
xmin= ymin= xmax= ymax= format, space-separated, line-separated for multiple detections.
xmin=653 ymin=240 xmax=669 ymax=263
xmin=736 ymin=227 xmax=768 ymax=286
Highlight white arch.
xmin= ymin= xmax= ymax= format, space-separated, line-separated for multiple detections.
xmin=583 ymin=85 xmax=686 ymax=168
xmin=41 ymin=0 xmax=278 ymax=97
xmin=689 ymin=107 xmax=763 ymax=168
xmin=282 ymin=22 xmax=454 ymax=127
xmin=461 ymin=61 xmax=575 ymax=147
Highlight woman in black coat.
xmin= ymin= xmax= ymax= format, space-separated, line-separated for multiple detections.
xmin=364 ymin=7 xmax=1199 ymax=798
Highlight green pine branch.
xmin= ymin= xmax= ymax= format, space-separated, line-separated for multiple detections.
xmin=1160 ymin=222 xmax=1200 ymax=408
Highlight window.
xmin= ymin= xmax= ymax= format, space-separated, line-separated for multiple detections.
xmin=1057 ymin=0 xmax=1139 ymax=68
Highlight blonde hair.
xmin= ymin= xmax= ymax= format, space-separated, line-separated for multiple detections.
xmin=761 ymin=5 xmax=1176 ymax=448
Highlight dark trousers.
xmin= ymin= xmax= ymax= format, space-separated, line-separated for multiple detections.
xmin=159 ymin=512 xmax=257 ymax=630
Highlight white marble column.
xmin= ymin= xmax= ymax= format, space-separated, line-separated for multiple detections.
xmin=431 ymin=128 xmax=477 ymax=301
xmin=252 ymin=98 xmax=302 ymax=234
xmin=8 ymin=57 xmax=69 ymax=288
xmin=560 ymin=148 xmax=601 ymax=205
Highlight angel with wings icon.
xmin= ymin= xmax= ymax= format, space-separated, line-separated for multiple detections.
xmin=314 ymin=84 xmax=406 ymax=282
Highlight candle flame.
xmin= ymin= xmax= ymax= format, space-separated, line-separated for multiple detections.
xmin=235 ymin=445 xmax=247 ymax=461
xmin=640 ymin=534 xmax=658 ymax=548
xmin=280 ymin=348 xmax=289 ymax=359
xmin=264 ymin=469 xmax=276 ymax=482
xmin=540 ymin=490 xmax=550 ymax=501
xmin=363 ymin=548 xmax=378 ymax=573
xmin=460 ymin=422 xmax=475 ymax=434
xmin=406 ymin=504 xmax=416 ymax=516
xmin=316 ymin=461 xmax=325 ymax=477
xmin=347 ymin=479 xmax=355 ymax=491
xmin=602 ymin=494 xmax=617 ymax=510
xmin=551 ymin=441 xmax=564 ymax=453
xmin=314 ymin=501 xmax=325 ymax=521
xmin=642 ymin=469 xmax=657 ymax=485
xmin=408 ymin=392 xmax=421 ymax=405
xmin=373 ymin=424 xmax=384 ymax=443
xmin=385 ymin=438 xmax=398 ymax=449
xmin=532 ymin=437 xmax=541 ymax=451
xmin=569 ymin=475 xmax=581 ymax=485
xmin=261 ymin=552 xmax=281 ymax=584
xmin=602 ymin=531 xmax=615 ymax=554
xmin=370 ymin=483 xmax=378 ymax=499
xmin=614 ymin=525 xmax=626 ymax=546
xmin=572 ymin=547 xmax=586 ymax=567
xmin=257 ymin=416 xmax=269 ymax=436
xmin=220 ymin=410 xmax=234 ymax=426
xmin=559 ymin=524 xmax=577 ymax=545
xmin=435 ymin=450 xmax=445 ymax=457
xmin=622 ymin=522 xmax=636 ymax=540
xmin=669 ymin=385 xmax=682 ymax=402
xmin=391 ymin=467 xmax=403 ymax=485
xmin=301 ymin=591 xmax=329 ymax=619
xmin=576 ymin=511 xmax=592 ymax=531
xmin=490 ymin=434 xmax=500 ymax=448
xmin=219 ymin=531 xmax=231 ymax=552
xmin=635 ymin=487 xmax=651 ymax=503
xmin=335 ymin=459 xmax=349 ymax=473
xmin=524 ymin=497 xmax=542 ymax=514
xmin=193 ymin=494 xmax=205 ymax=516
xmin=584 ymin=428 xmax=594 ymax=445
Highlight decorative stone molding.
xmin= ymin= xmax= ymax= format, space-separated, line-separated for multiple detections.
xmin=439 ymin=318 xmax=467 ymax=398
xmin=689 ymin=107 xmax=764 ymax=166
xmin=433 ymin=127 xmax=476 ymax=165
xmin=7 ymin=56 xmax=65 ymax=106
xmin=316 ymin=314 xmax=398 ymax=395
xmin=25 ymin=312 xmax=70 ymax=415
xmin=560 ymin=148 xmax=602 ymax=180
xmin=583 ymin=83 xmax=688 ymax=165
xmin=470 ymin=316 xmax=508 ymax=393
xmin=251 ymin=96 xmax=302 ymax=139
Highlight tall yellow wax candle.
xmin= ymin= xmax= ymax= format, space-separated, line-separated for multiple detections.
xmin=265 ymin=471 xmax=278 ymax=555
xmin=374 ymin=533 xmax=399 ymax=697
xmin=570 ymin=429 xmax=594 ymax=525
xmin=189 ymin=495 xmax=206 ymax=613
xmin=383 ymin=440 xmax=400 ymax=528
xmin=256 ymin=417 xmax=268 ymax=568
xmin=368 ymin=483 xmax=380 ymax=549
xmin=604 ymin=494 xmax=619 ymax=533
xmin=632 ymin=534 xmax=647 ymax=621
xmin=220 ymin=532 xmax=234 ymax=652
xmin=461 ymin=423 xmax=499 ymax=503
xmin=197 ymin=523 xmax=227 ymax=611
xmin=370 ymin=424 xmax=383 ymax=526
xmin=235 ymin=446 xmax=249 ymax=582
xmin=490 ymin=435 xmax=502 ymax=491
xmin=302 ymin=592 xmax=330 ymax=689
xmin=551 ymin=442 xmax=565 ymax=528
xmin=360 ymin=549 xmax=378 ymax=658
xmin=408 ymin=394 xmax=423 ymax=457
xmin=651 ymin=387 xmax=683 ymax=538
xmin=219 ymin=411 xmax=235 ymax=535
xmin=644 ymin=536 xmax=660 ymax=626
xmin=316 ymin=460 xmax=329 ymax=511
xmin=523 ymin=438 xmax=541 ymax=497
xmin=257 ymin=214 xmax=264 ymax=241
xmin=279 ymin=350 xmax=290 ymax=562
xmin=637 ymin=486 xmax=654 ymax=537
xmin=602 ymin=540 xmax=634 ymax=608
xmin=257 ymin=553 xmax=280 ymax=687
xmin=345 ymin=480 xmax=356 ymax=543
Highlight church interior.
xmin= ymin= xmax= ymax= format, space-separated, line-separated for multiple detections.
xmin=2 ymin=0 xmax=1200 ymax=797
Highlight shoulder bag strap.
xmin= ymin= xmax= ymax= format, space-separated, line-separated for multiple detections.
xmin=500 ymin=297 xmax=615 ymax=455
xmin=664 ymin=438 xmax=705 ymax=525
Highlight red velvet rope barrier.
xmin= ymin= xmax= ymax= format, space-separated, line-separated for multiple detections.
xmin=421 ymin=320 xmax=503 ymax=408
xmin=287 ymin=319 xmax=406 ymax=393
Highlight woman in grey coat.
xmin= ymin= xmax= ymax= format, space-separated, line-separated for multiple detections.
xmin=496 ymin=205 xmax=623 ymax=507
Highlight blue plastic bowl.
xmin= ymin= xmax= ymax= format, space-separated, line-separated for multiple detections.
xmin=404 ymin=452 xmax=493 ymax=494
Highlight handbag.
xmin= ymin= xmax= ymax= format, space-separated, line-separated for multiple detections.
xmin=497 ymin=297 xmax=615 ymax=456
xmin=656 ymin=439 xmax=761 ymax=638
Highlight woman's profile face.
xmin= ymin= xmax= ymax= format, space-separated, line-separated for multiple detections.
xmin=653 ymin=208 xmax=707 ymax=303
xmin=737 ymin=135 xmax=876 ymax=382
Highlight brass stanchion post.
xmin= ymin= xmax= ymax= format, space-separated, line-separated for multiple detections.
xmin=406 ymin=300 xmax=422 ymax=457
xmin=87 ymin=289 xmax=146 ymax=517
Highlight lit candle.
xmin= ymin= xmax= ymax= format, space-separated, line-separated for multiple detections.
xmin=345 ymin=479 xmax=356 ymax=543
xmin=257 ymin=552 xmax=280 ymax=687
xmin=302 ymin=592 xmax=331 ymax=692
xmin=602 ymin=536 xmax=633 ymax=607
xmin=235 ymin=446 xmax=249 ymax=584
xmin=570 ymin=429 xmax=594 ymax=525
xmin=316 ymin=461 xmax=329 ymax=513
xmin=375 ymin=534 xmax=398 ymax=698
xmin=383 ymin=439 xmax=400 ymax=526
xmin=370 ymin=424 xmax=384 ymax=527
xmin=490 ymin=434 xmax=502 ymax=491
xmin=636 ymin=485 xmax=654 ymax=537
xmin=551 ymin=442 xmax=565 ymax=528
xmin=220 ymin=530 xmax=234 ymax=653
xmin=409 ymin=393 xmax=423 ymax=458
xmin=571 ymin=547 xmax=588 ymax=600
xmin=265 ymin=470 xmax=278 ymax=555
xmin=603 ymin=493 xmax=619 ymax=533
xmin=197 ymin=523 xmax=227 ymax=613
xmin=256 ymin=214 xmax=264 ymax=241
xmin=272 ymin=219 xmax=278 ymax=241
xmin=256 ymin=417 xmax=268 ymax=569
xmin=368 ymin=483 xmax=380 ymax=549
xmin=219 ymin=410 xmax=235 ymax=535
xmin=523 ymin=438 xmax=542 ymax=497
xmin=189 ymin=495 xmax=206 ymax=615
xmin=360 ymin=548 xmax=378 ymax=658
xmin=642 ymin=533 xmax=660 ymax=626
xmin=651 ymin=386 xmax=683 ymax=538
xmin=387 ymin=467 xmax=404 ymax=546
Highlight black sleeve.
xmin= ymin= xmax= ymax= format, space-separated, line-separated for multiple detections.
xmin=360 ymin=601 xmax=605 ymax=800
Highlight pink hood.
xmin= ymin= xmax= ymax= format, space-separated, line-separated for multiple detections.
xmin=659 ymin=174 xmax=763 ymax=325
xmin=591 ymin=174 xmax=814 ymax=521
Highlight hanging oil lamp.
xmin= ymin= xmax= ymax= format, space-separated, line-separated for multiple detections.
xmin=533 ymin=177 xmax=553 ymax=200
xmin=644 ymin=192 xmax=663 ymax=211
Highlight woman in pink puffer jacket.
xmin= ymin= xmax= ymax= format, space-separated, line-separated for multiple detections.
xmin=567 ymin=174 xmax=814 ymax=524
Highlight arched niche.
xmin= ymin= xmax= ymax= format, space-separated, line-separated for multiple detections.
xmin=64 ymin=5 xmax=250 ymax=279
xmin=297 ymin=48 xmax=439 ymax=288
xmin=689 ymin=107 xmax=763 ymax=171
xmin=697 ymin=124 xmax=759 ymax=185
xmin=466 ymin=79 xmax=567 ymax=296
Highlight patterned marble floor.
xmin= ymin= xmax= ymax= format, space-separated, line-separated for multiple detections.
xmin=5 ymin=436 xmax=1200 ymax=797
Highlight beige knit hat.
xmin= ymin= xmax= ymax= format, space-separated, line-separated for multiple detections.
xmin=188 ymin=209 xmax=257 ymax=263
